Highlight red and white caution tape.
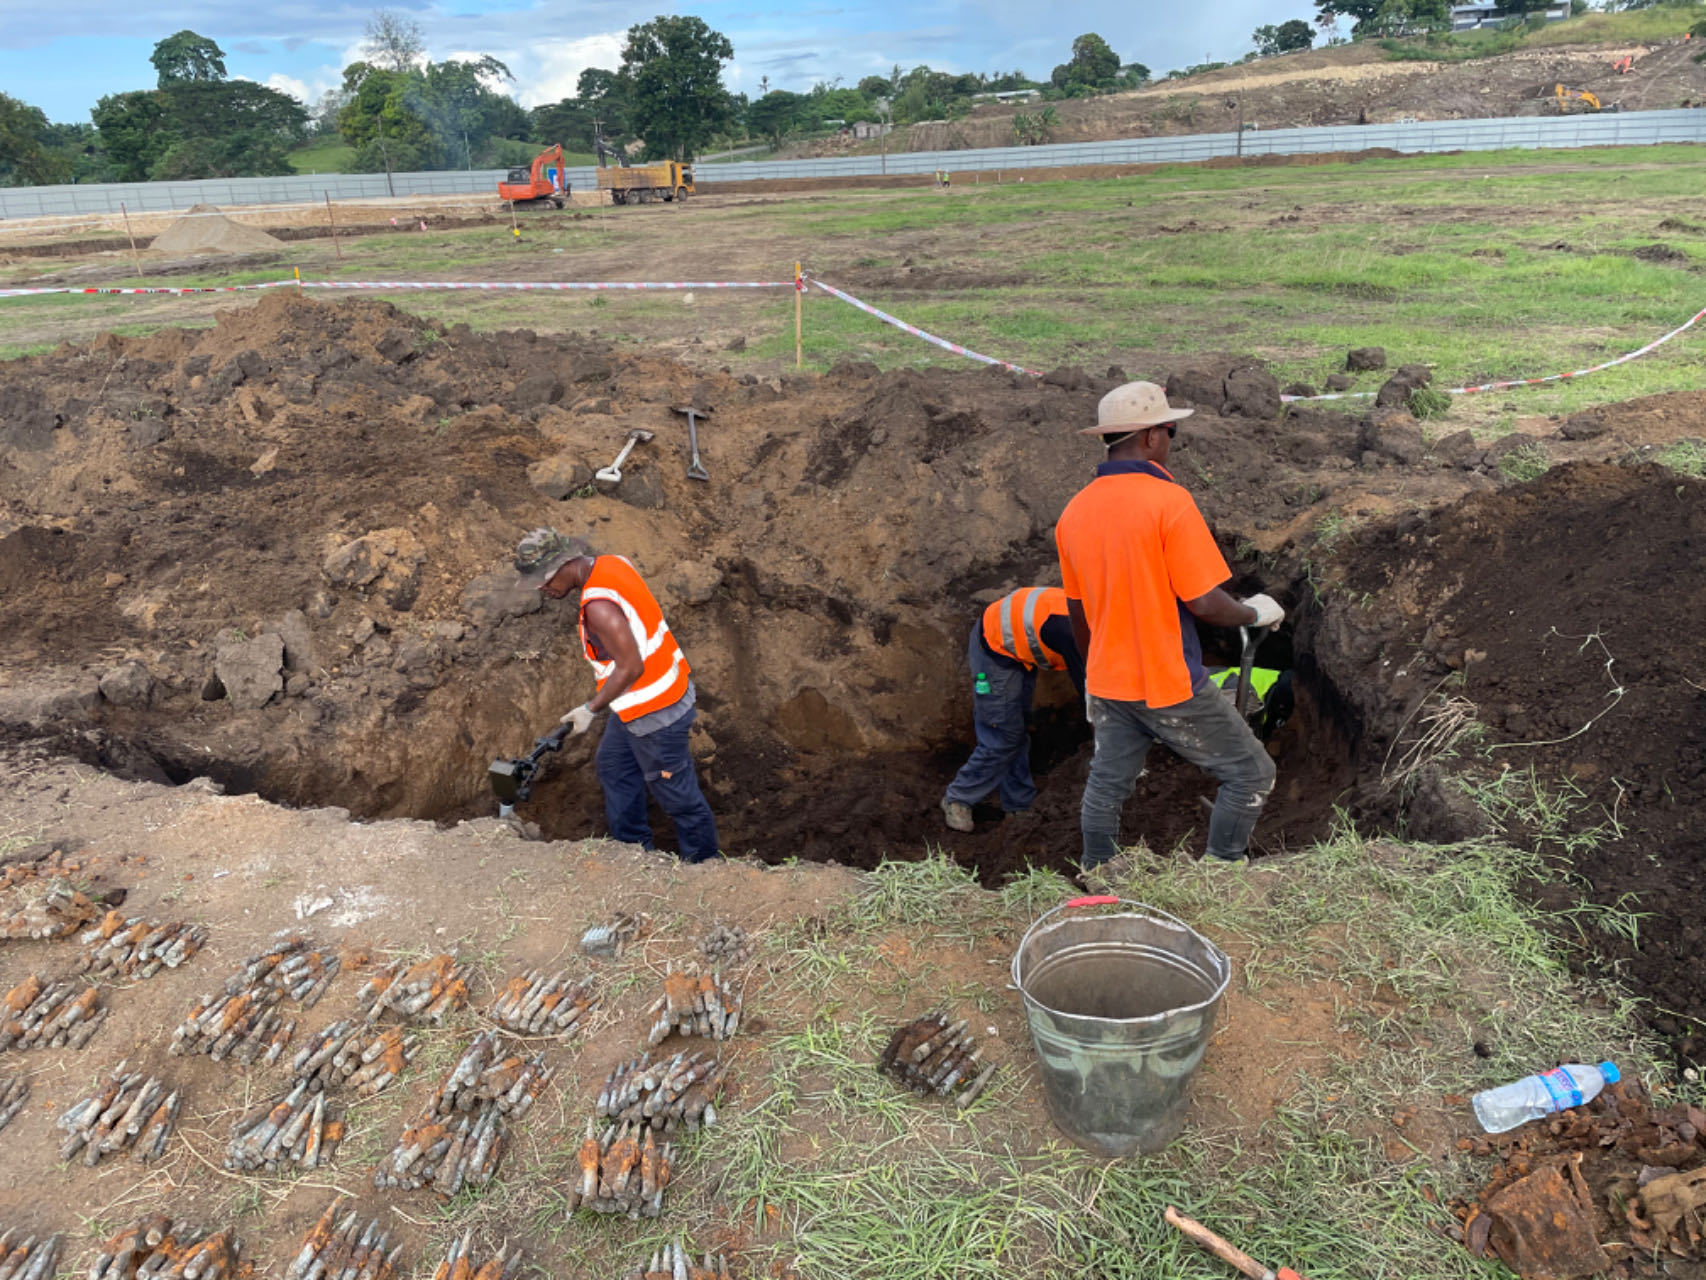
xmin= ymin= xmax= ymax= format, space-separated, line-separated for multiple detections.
xmin=809 ymin=278 xmax=1043 ymax=376
xmin=298 ymin=279 xmax=791 ymax=292
xmin=0 ymin=281 xmax=295 ymax=298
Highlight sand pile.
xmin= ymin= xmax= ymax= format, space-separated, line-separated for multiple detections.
xmin=149 ymin=203 xmax=284 ymax=256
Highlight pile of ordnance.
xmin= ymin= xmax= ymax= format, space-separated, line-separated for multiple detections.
xmin=1 ymin=975 xmax=105 ymax=1050
xmin=237 ymin=935 xmax=342 ymax=1008
xmin=698 ymin=923 xmax=750 ymax=967
xmin=0 ymin=886 xmax=99 ymax=941
xmin=372 ymin=1031 xmax=549 ymax=1194
xmin=622 ymin=1242 xmax=731 ymax=1279
xmin=291 ymin=1023 xmax=418 ymax=1097
xmin=224 ymin=1081 xmax=345 ymax=1172
xmin=79 ymin=914 xmax=207 ymax=980
xmin=0 ymin=1075 xmax=27 ymax=1134
xmin=879 ymin=1012 xmax=998 ymax=1108
xmin=0 ymin=1228 xmax=59 ymax=1280
xmin=431 ymin=1234 xmax=523 ymax=1280
xmin=357 ymin=955 xmax=470 ymax=1025
xmin=596 ymin=1051 xmax=722 ymax=1134
xmin=58 ymin=1063 xmax=180 ymax=1166
xmin=487 ymin=968 xmax=597 ymax=1037
xmin=645 ymin=965 xmax=742 ymax=1046
xmin=170 ymin=934 xmax=344 ymax=1064
xmin=566 ymin=1117 xmax=674 ymax=1217
xmin=87 ymin=1218 xmax=249 ymax=1280
xmin=580 ymin=913 xmax=647 ymax=958
xmin=284 ymin=1202 xmax=401 ymax=1280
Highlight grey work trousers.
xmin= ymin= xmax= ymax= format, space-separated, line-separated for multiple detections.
xmin=1080 ymin=679 xmax=1278 ymax=867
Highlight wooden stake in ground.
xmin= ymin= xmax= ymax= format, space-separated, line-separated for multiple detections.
xmin=325 ymin=192 xmax=342 ymax=260
xmin=795 ymin=261 xmax=803 ymax=368
xmin=120 ymin=203 xmax=147 ymax=285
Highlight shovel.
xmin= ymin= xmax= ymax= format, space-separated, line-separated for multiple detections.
xmin=672 ymin=405 xmax=710 ymax=482
xmin=1232 ymin=624 xmax=1270 ymax=719
xmin=596 ymin=429 xmax=653 ymax=484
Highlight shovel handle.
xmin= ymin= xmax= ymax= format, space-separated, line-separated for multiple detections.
xmin=1165 ymin=1206 xmax=1273 ymax=1280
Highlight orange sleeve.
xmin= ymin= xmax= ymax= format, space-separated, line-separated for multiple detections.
xmin=1161 ymin=494 xmax=1231 ymax=603
xmin=1055 ymin=520 xmax=1082 ymax=599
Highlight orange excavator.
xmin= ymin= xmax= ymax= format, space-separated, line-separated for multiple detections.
xmin=498 ymin=144 xmax=570 ymax=208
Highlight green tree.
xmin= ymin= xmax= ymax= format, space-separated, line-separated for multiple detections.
xmin=150 ymin=30 xmax=226 ymax=87
xmin=155 ymin=80 xmax=307 ymax=176
xmin=0 ymin=93 xmax=72 ymax=185
xmin=1315 ymin=0 xmax=1447 ymax=34
xmin=747 ymin=89 xmax=805 ymax=144
xmin=1051 ymin=33 xmax=1121 ymax=94
xmin=91 ymin=90 xmax=171 ymax=181
xmin=857 ymin=75 xmax=891 ymax=98
xmin=619 ymin=14 xmax=735 ymax=160
xmin=1254 ymin=18 xmax=1317 ymax=54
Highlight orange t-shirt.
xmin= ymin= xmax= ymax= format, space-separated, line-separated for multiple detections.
xmin=1054 ymin=461 xmax=1231 ymax=708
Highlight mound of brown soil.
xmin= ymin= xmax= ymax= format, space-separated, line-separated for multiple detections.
xmin=149 ymin=204 xmax=284 ymax=256
xmin=1316 ymin=463 xmax=1706 ymax=1057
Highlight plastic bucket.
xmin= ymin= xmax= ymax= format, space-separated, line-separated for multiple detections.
xmin=1012 ymin=895 xmax=1230 ymax=1157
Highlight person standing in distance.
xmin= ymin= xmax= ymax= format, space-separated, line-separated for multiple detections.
xmin=1054 ymin=383 xmax=1286 ymax=868
xmin=514 ymin=528 xmax=720 ymax=862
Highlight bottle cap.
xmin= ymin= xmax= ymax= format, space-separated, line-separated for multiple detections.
xmin=1599 ymin=1061 xmax=1620 ymax=1084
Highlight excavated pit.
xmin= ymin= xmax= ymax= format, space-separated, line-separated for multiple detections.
xmin=2 ymin=295 xmax=1703 ymax=1060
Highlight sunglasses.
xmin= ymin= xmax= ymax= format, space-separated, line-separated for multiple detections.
xmin=1149 ymin=423 xmax=1178 ymax=439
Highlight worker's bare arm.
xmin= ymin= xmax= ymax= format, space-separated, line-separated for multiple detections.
xmin=1183 ymin=587 xmax=1259 ymax=628
xmin=582 ymin=599 xmax=644 ymax=712
xmin=1067 ymin=597 xmax=1091 ymax=660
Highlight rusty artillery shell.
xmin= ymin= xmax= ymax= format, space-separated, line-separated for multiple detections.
xmin=0 ymin=1074 xmax=29 ymax=1134
xmin=0 ymin=1233 xmax=61 ymax=1280
xmin=1 ymin=977 xmax=104 ymax=1052
xmin=579 ymin=911 xmax=645 ymax=958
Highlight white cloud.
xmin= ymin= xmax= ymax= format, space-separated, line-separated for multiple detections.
xmin=263 ymin=72 xmax=315 ymax=104
xmin=515 ymin=31 xmax=624 ymax=107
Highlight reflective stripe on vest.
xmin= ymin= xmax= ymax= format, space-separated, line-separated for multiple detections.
xmin=982 ymin=587 xmax=1069 ymax=671
xmin=579 ymin=556 xmax=692 ymax=721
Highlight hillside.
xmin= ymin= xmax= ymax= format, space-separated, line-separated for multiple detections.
xmin=792 ymin=10 xmax=1706 ymax=158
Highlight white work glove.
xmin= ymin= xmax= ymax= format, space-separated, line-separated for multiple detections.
xmin=560 ymin=704 xmax=596 ymax=736
xmin=1242 ymin=594 xmax=1285 ymax=628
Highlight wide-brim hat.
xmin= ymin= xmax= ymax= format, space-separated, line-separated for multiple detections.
xmin=1079 ymin=380 xmax=1194 ymax=435
xmin=514 ymin=527 xmax=593 ymax=589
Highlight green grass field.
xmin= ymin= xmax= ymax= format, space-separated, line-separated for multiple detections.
xmin=287 ymin=136 xmax=357 ymax=174
xmin=6 ymin=142 xmax=1706 ymax=432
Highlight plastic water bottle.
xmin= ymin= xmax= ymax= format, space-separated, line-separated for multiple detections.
xmin=1472 ymin=1062 xmax=1620 ymax=1134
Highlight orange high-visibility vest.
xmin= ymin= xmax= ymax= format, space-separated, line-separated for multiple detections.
xmin=981 ymin=587 xmax=1070 ymax=671
xmin=579 ymin=556 xmax=691 ymax=722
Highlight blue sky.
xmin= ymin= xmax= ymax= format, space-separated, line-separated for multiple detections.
xmin=1 ymin=1 xmax=1327 ymax=122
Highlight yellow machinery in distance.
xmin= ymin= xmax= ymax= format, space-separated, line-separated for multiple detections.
xmin=1553 ymin=84 xmax=1620 ymax=114
xmin=594 ymin=137 xmax=695 ymax=206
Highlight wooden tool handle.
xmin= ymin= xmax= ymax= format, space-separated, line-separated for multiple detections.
xmin=1164 ymin=1206 xmax=1272 ymax=1280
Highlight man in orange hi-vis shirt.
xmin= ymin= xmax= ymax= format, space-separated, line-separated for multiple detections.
xmin=514 ymin=528 xmax=719 ymax=863
xmin=1055 ymin=383 xmax=1286 ymax=869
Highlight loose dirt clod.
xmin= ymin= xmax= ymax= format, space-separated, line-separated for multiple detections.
xmin=78 ymin=912 xmax=207 ymax=978
xmin=431 ymin=1233 xmax=520 ymax=1280
xmin=224 ymin=1081 xmax=344 ymax=1172
xmin=596 ymin=1050 xmax=722 ymax=1134
xmin=0 ymin=975 xmax=105 ymax=1050
xmin=284 ymin=1201 xmax=401 ymax=1280
xmin=289 ymin=1021 xmax=418 ymax=1097
xmin=87 ymin=1218 xmax=250 ymax=1280
xmin=879 ymin=1011 xmax=988 ymax=1100
xmin=357 ymin=954 xmax=470 ymax=1024
xmin=646 ymin=965 xmax=741 ymax=1046
xmin=486 ymin=968 xmax=597 ymax=1037
xmin=0 ymin=1228 xmax=60 ymax=1280
xmin=0 ymin=1074 xmax=28 ymax=1134
xmin=697 ymin=923 xmax=750 ymax=967
xmin=58 ymin=1062 xmax=180 ymax=1166
xmin=566 ymin=1117 xmax=673 ymax=1218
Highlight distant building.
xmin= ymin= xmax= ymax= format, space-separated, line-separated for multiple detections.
xmin=972 ymin=89 xmax=1041 ymax=102
xmin=1451 ymin=2 xmax=1568 ymax=30
xmin=850 ymin=121 xmax=893 ymax=140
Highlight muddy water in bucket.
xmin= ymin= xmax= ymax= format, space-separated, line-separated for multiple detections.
xmin=1013 ymin=897 xmax=1229 ymax=1157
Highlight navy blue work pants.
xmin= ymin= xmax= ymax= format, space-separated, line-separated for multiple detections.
xmin=595 ymin=706 xmax=721 ymax=863
xmin=943 ymin=624 xmax=1038 ymax=813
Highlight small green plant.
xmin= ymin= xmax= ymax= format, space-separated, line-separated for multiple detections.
xmin=1655 ymin=438 xmax=1705 ymax=478
xmin=1499 ymin=441 xmax=1551 ymax=482
xmin=1408 ymin=385 xmax=1452 ymax=420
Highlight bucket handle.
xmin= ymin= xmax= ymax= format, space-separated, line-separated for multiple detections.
xmin=1035 ymin=895 xmax=1197 ymax=935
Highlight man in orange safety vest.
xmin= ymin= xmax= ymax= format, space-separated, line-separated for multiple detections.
xmin=515 ymin=528 xmax=720 ymax=862
xmin=941 ymin=586 xmax=1086 ymax=832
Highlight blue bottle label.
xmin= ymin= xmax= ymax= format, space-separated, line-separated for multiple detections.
xmin=1538 ymin=1067 xmax=1583 ymax=1112
xmin=974 ymin=674 xmax=992 ymax=695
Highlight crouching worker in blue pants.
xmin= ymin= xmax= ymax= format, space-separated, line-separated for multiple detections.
xmin=515 ymin=528 xmax=721 ymax=863
xmin=941 ymin=587 xmax=1087 ymax=832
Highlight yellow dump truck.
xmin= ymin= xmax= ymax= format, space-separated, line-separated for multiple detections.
xmin=596 ymin=159 xmax=695 ymax=205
